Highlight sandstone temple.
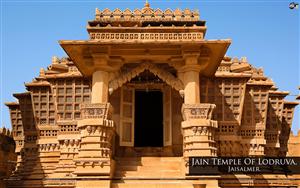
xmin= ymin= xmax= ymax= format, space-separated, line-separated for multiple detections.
xmin=3 ymin=2 xmax=299 ymax=188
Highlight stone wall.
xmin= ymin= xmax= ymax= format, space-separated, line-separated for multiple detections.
xmin=0 ymin=128 xmax=16 ymax=188
xmin=288 ymin=131 xmax=300 ymax=156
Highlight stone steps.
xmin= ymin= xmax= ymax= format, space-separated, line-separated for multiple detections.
xmin=114 ymin=157 xmax=183 ymax=179
xmin=111 ymin=180 xmax=194 ymax=188
xmin=116 ymin=157 xmax=181 ymax=165
xmin=115 ymin=171 xmax=182 ymax=179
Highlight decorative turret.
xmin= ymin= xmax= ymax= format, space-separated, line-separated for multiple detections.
xmin=143 ymin=0 xmax=151 ymax=10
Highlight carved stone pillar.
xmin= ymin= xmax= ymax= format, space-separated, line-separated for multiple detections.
xmin=179 ymin=53 xmax=201 ymax=104
xmin=75 ymin=62 xmax=115 ymax=187
xmin=182 ymin=70 xmax=200 ymax=104
xmin=92 ymin=70 xmax=109 ymax=103
xmin=179 ymin=53 xmax=218 ymax=180
xmin=75 ymin=103 xmax=115 ymax=188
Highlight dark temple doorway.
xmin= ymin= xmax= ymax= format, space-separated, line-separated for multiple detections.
xmin=134 ymin=90 xmax=163 ymax=147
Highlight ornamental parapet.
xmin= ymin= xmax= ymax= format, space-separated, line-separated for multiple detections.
xmin=93 ymin=8 xmax=200 ymax=22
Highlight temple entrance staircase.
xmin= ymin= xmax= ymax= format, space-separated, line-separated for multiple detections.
xmin=112 ymin=156 xmax=200 ymax=188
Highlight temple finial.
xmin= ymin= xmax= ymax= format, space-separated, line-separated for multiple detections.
xmin=144 ymin=0 xmax=150 ymax=8
xmin=95 ymin=8 xmax=100 ymax=15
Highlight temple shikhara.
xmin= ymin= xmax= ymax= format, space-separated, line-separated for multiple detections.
xmin=3 ymin=2 xmax=300 ymax=188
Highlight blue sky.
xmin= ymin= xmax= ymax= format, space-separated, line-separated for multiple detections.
xmin=1 ymin=0 xmax=299 ymax=133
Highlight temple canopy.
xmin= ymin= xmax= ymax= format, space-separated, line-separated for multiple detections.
xmin=59 ymin=4 xmax=231 ymax=77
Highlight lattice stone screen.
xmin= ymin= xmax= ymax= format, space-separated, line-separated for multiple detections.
xmin=31 ymin=86 xmax=55 ymax=126
xmin=8 ymin=106 xmax=23 ymax=137
xmin=200 ymin=77 xmax=247 ymax=126
xmin=51 ymin=78 xmax=91 ymax=121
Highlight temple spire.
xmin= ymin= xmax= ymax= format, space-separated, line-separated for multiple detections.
xmin=144 ymin=0 xmax=150 ymax=8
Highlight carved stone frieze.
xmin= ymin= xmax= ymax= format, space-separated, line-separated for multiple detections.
xmin=90 ymin=32 xmax=203 ymax=42
xmin=80 ymin=103 xmax=113 ymax=119
xmin=39 ymin=143 xmax=60 ymax=151
xmin=191 ymin=126 xmax=210 ymax=135
xmin=181 ymin=103 xmax=216 ymax=120
xmin=59 ymin=139 xmax=80 ymax=147
xmin=57 ymin=120 xmax=78 ymax=125
xmin=75 ymin=159 xmax=111 ymax=169
xmin=84 ymin=123 xmax=114 ymax=137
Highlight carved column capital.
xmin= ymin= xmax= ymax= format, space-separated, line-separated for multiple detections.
xmin=80 ymin=103 xmax=113 ymax=120
xmin=181 ymin=103 xmax=216 ymax=121
xmin=181 ymin=103 xmax=218 ymax=158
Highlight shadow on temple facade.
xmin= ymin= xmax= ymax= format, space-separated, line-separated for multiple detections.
xmin=199 ymin=59 xmax=298 ymax=187
xmin=200 ymin=75 xmax=269 ymax=187
xmin=6 ymin=93 xmax=44 ymax=187
xmin=0 ymin=128 xmax=16 ymax=188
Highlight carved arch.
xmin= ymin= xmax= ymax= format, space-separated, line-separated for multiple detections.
xmin=109 ymin=62 xmax=184 ymax=91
